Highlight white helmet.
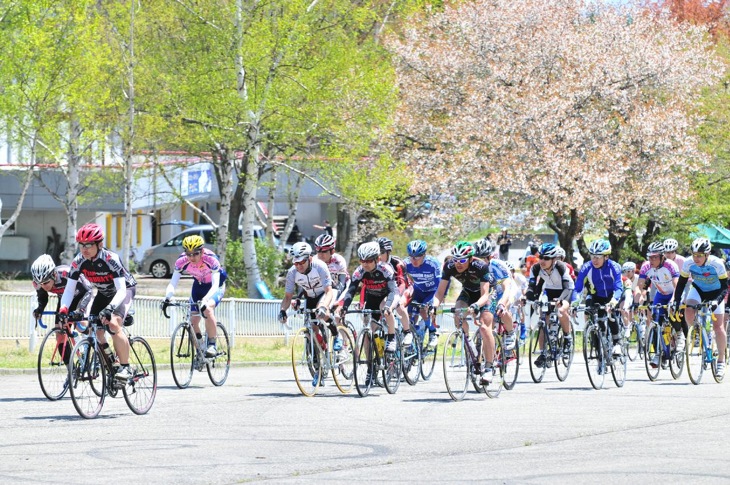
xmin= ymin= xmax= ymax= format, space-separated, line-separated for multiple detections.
xmin=621 ymin=261 xmax=636 ymax=273
xmin=555 ymin=247 xmax=566 ymax=259
xmin=290 ymin=242 xmax=313 ymax=262
xmin=357 ymin=242 xmax=381 ymax=261
xmin=31 ymin=254 xmax=56 ymax=283
xmin=663 ymin=238 xmax=679 ymax=252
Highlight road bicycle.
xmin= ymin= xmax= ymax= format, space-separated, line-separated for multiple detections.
xmin=441 ymin=307 xmax=504 ymax=401
xmin=404 ymin=301 xmax=442 ymax=384
xmin=527 ymin=299 xmax=574 ymax=383
xmin=644 ymin=304 xmax=684 ymax=382
xmin=491 ymin=307 xmax=519 ymax=390
xmin=290 ymin=307 xmax=355 ymax=397
xmin=350 ymin=308 xmax=403 ymax=397
xmin=685 ymin=302 xmax=727 ymax=384
xmin=37 ymin=311 xmax=80 ymax=401
xmin=582 ymin=303 xmax=627 ymax=389
xmin=66 ymin=313 xmax=157 ymax=419
xmin=163 ymin=300 xmax=231 ymax=388
xmin=624 ymin=306 xmax=646 ymax=361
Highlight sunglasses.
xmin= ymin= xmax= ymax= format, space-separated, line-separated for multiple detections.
xmin=692 ymin=252 xmax=707 ymax=258
xmin=539 ymin=256 xmax=553 ymax=261
xmin=590 ymin=254 xmax=605 ymax=259
xmin=293 ymin=259 xmax=308 ymax=266
xmin=360 ymin=259 xmax=376 ymax=264
xmin=186 ymin=250 xmax=202 ymax=257
xmin=78 ymin=242 xmax=96 ymax=249
xmin=454 ymin=258 xmax=470 ymax=264
xmin=317 ymin=250 xmax=331 ymax=254
xmin=40 ymin=277 xmax=54 ymax=285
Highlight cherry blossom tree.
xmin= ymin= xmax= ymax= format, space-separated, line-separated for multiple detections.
xmin=389 ymin=0 xmax=723 ymax=257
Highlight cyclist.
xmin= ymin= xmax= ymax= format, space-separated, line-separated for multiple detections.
xmin=402 ymin=239 xmax=441 ymax=348
xmin=164 ymin=235 xmax=228 ymax=358
xmin=431 ymin=241 xmax=495 ymax=385
xmin=620 ymin=261 xmax=644 ymax=342
xmin=638 ymin=242 xmax=680 ymax=367
xmin=524 ymin=243 xmax=575 ymax=367
xmin=58 ymin=223 xmax=137 ymax=382
xmin=339 ymin=241 xmax=403 ymax=357
xmin=555 ymin=247 xmax=576 ymax=281
xmin=377 ymin=237 xmax=413 ymax=346
xmin=506 ymin=261 xmax=528 ymax=346
xmin=572 ymin=239 xmax=624 ymax=357
xmin=31 ymin=254 xmax=93 ymax=365
xmin=476 ymin=239 xmax=517 ymax=352
xmin=671 ymin=237 xmax=729 ymax=377
xmin=313 ymin=233 xmax=350 ymax=325
xmin=662 ymin=238 xmax=686 ymax=273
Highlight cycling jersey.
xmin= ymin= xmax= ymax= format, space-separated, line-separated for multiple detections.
xmin=314 ymin=252 xmax=349 ymax=292
xmin=404 ymin=255 xmax=442 ymax=297
xmin=385 ymin=255 xmax=410 ymax=293
xmin=638 ymin=260 xmax=679 ymax=296
xmin=525 ymin=260 xmax=574 ymax=302
xmin=172 ymin=248 xmax=227 ymax=285
xmin=487 ymin=258 xmax=511 ymax=295
xmin=573 ymin=259 xmax=623 ymax=301
xmin=674 ymin=255 xmax=728 ymax=302
xmin=441 ymin=258 xmax=490 ymax=293
xmin=285 ymin=258 xmax=332 ymax=298
xmin=342 ymin=262 xmax=399 ymax=309
xmin=62 ymin=248 xmax=137 ymax=310
xmin=34 ymin=265 xmax=93 ymax=314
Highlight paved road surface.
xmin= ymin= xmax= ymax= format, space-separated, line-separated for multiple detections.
xmin=2 ymin=356 xmax=730 ymax=484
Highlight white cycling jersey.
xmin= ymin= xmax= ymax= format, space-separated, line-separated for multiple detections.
xmin=284 ymin=258 xmax=332 ymax=298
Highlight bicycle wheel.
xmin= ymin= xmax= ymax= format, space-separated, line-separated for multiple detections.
xmin=420 ymin=331 xmax=438 ymax=381
xmin=37 ymin=328 xmax=71 ymax=401
xmin=292 ymin=327 xmax=322 ymax=397
xmin=485 ymin=335 xmax=504 ymax=398
xmin=583 ymin=324 xmax=605 ymax=390
xmin=626 ymin=323 xmax=640 ymax=361
xmin=686 ymin=324 xmax=703 ymax=385
xmin=331 ymin=325 xmax=355 ymax=394
xmin=207 ymin=323 xmax=231 ymax=386
xmin=170 ymin=322 xmax=194 ymax=389
xmin=528 ymin=325 xmax=547 ymax=383
xmin=123 ymin=336 xmax=158 ymax=415
xmin=644 ymin=324 xmax=660 ymax=381
xmin=711 ymin=331 xmax=725 ymax=383
xmin=402 ymin=333 xmax=422 ymax=386
xmin=383 ymin=333 xmax=403 ymax=394
xmin=611 ymin=347 xmax=627 ymax=388
xmin=471 ymin=331 xmax=485 ymax=393
xmin=555 ymin=326 xmax=574 ymax=382
xmin=69 ymin=339 xmax=106 ymax=419
xmin=443 ymin=330 xmax=469 ymax=401
xmin=669 ymin=331 xmax=685 ymax=380
xmin=502 ymin=332 xmax=520 ymax=390
xmin=354 ymin=329 xmax=374 ymax=397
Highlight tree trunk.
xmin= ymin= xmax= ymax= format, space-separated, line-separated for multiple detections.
xmin=61 ymin=116 xmax=81 ymax=264
xmin=548 ymin=209 xmax=584 ymax=263
xmin=278 ymin=172 xmax=303 ymax=251
xmin=214 ymin=146 xmax=234 ymax=264
xmin=242 ymin=153 xmax=264 ymax=297
xmin=607 ymin=218 xmax=631 ymax=262
xmin=342 ymin=205 xmax=361 ymax=265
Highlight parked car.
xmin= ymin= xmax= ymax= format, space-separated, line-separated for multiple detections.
xmin=140 ymin=224 xmax=286 ymax=278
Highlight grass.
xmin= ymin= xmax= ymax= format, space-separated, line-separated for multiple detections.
xmin=1 ymin=336 xmax=292 ymax=369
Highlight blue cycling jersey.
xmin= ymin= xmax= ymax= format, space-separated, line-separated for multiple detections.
xmin=405 ymin=256 xmax=442 ymax=294
xmin=573 ymin=259 xmax=623 ymax=301
xmin=679 ymin=255 xmax=727 ymax=293
xmin=488 ymin=258 xmax=510 ymax=295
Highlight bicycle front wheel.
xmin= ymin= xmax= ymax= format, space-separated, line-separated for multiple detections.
xmin=443 ymin=331 xmax=469 ymax=401
xmin=626 ymin=323 xmax=640 ymax=361
xmin=583 ymin=325 xmax=605 ymax=390
xmin=123 ymin=336 xmax=158 ymax=415
xmin=669 ymin=332 xmax=685 ymax=380
xmin=331 ymin=325 xmax=355 ymax=394
xmin=502 ymin=333 xmax=520 ymax=390
xmin=402 ymin=333 xmax=422 ymax=386
xmin=354 ymin=329 xmax=374 ymax=397
xmin=420 ymin=331 xmax=438 ymax=381
xmin=555 ymin=326 xmax=574 ymax=382
xmin=611 ymin=348 xmax=627 ymax=388
xmin=291 ymin=327 xmax=322 ymax=397
xmin=644 ymin=324 xmax=660 ymax=381
xmin=170 ymin=322 xmax=194 ymax=389
xmin=69 ymin=339 xmax=106 ymax=419
xmin=485 ymin=335 xmax=504 ymax=398
xmin=206 ymin=322 xmax=231 ymax=386
xmin=383 ymin=333 xmax=403 ymax=394
xmin=686 ymin=324 xmax=704 ymax=385
xmin=711 ymin=331 xmax=725 ymax=383
xmin=528 ymin=325 xmax=547 ymax=383
xmin=38 ymin=328 xmax=72 ymax=401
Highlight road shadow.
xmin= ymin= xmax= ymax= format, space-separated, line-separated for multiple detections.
xmin=23 ymin=413 xmax=119 ymax=421
xmin=0 ymin=397 xmax=49 ymax=403
xmin=247 ymin=392 xmax=352 ymax=399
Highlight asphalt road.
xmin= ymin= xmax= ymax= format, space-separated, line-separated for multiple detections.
xmin=2 ymin=355 xmax=730 ymax=484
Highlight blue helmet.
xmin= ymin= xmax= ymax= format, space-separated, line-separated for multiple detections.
xmin=538 ymin=243 xmax=558 ymax=259
xmin=588 ymin=239 xmax=612 ymax=256
xmin=407 ymin=239 xmax=427 ymax=257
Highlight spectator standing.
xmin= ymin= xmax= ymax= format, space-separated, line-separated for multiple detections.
xmin=497 ymin=229 xmax=512 ymax=261
xmin=313 ymin=219 xmax=333 ymax=237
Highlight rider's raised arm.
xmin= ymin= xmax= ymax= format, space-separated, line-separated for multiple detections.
xmin=165 ymin=270 xmax=182 ymax=299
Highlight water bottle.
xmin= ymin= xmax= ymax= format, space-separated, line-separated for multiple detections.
xmin=662 ymin=325 xmax=671 ymax=346
xmin=375 ymin=334 xmax=384 ymax=356
xmin=315 ymin=331 xmax=327 ymax=351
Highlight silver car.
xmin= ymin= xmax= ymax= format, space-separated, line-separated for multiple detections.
xmin=140 ymin=225 xmax=217 ymax=278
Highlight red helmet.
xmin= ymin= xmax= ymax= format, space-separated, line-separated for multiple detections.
xmin=76 ymin=223 xmax=104 ymax=243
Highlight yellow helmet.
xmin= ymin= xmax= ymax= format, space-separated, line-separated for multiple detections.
xmin=182 ymin=235 xmax=205 ymax=252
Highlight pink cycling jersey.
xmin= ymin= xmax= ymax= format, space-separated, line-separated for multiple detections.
xmin=173 ymin=248 xmax=221 ymax=284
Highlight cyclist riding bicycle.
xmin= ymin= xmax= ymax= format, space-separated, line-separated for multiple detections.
xmin=339 ymin=241 xmax=405 ymax=355
xmin=431 ymin=241 xmax=495 ymax=385
xmin=58 ymin=223 xmax=137 ymax=382
xmin=662 ymin=238 xmax=686 ymax=276
xmin=555 ymin=247 xmax=576 ymax=281
xmin=671 ymin=237 xmax=729 ymax=377
xmin=524 ymin=243 xmax=575 ymax=367
xmin=377 ymin=237 xmax=414 ymax=346
xmin=620 ymin=261 xmax=644 ymax=341
xmin=572 ymin=239 xmax=624 ymax=357
xmin=31 ymin=254 xmax=93 ymax=364
xmin=638 ymin=242 xmax=680 ymax=367
xmin=313 ymin=233 xmax=350 ymax=325
xmin=401 ymin=239 xmax=441 ymax=348
xmin=476 ymin=239 xmax=517 ymax=352
xmin=165 ymin=235 xmax=228 ymax=358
